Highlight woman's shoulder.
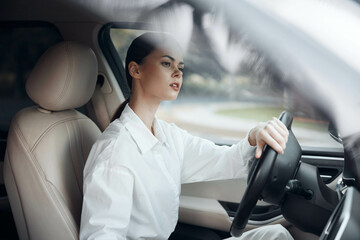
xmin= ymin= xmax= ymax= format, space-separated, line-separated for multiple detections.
xmin=86 ymin=120 xmax=136 ymax=168
xmin=95 ymin=119 xmax=129 ymax=146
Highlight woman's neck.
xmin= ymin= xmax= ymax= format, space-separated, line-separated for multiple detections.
xmin=128 ymin=97 xmax=159 ymax=135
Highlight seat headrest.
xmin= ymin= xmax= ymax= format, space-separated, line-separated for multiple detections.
xmin=26 ymin=41 xmax=98 ymax=111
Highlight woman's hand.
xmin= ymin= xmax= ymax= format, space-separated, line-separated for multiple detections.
xmin=248 ymin=117 xmax=289 ymax=159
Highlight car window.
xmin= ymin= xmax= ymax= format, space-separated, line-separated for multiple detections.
xmin=109 ymin=27 xmax=343 ymax=149
xmin=0 ymin=23 xmax=63 ymax=157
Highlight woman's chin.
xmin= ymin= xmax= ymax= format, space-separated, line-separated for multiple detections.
xmin=164 ymin=94 xmax=179 ymax=101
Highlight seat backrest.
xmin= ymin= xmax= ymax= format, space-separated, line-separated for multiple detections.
xmin=4 ymin=41 xmax=101 ymax=240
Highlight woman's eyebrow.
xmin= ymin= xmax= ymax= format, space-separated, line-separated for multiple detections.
xmin=162 ymin=55 xmax=184 ymax=65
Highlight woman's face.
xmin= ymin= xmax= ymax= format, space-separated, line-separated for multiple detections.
xmin=133 ymin=46 xmax=184 ymax=102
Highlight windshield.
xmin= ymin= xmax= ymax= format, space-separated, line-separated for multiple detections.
xmin=103 ymin=0 xmax=360 ymax=148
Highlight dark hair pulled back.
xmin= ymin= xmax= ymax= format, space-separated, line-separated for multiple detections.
xmin=111 ymin=32 xmax=177 ymax=121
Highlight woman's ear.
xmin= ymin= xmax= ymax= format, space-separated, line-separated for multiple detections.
xmin=128 ymin=61 xmax=141 ymax=79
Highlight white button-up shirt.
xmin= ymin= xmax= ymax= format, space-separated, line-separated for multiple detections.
xmin=80 ymin=104 xmax=256 ymax=240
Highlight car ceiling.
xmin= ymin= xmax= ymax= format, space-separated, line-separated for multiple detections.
xmin=0 ymin=0 xmax=167 ymax=23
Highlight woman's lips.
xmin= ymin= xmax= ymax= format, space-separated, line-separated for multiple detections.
xmin=170 ymin=83 xmax=180 ymax=91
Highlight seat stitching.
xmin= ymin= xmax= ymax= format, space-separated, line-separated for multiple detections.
xmin=75 ymin=119 xmax=86 ymax=195
xmin=27 ymin=132 xmax=79 ymax=238
xmin=38 ymin=122 xmax=79 ymax=238
xmin=14 ymin=120 xmax=31 ymax=153
xmin=66 ymin=122 xmax=82 ymax=195
xmin=13 ymin=116 xmax=83 ymax=238
xmin=13 ymin=120 xmax=78 ymax=238
xmin=44 ymin=180 xmax=79 ymax=237
xmin=77 ymin=120 xmax=86 ymax=167
xmin=31 ymin=115 xmax=88 ymax=152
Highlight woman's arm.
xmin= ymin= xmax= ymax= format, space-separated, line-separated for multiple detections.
xmin=178 ymin=118 xmax=288 ymax=184
xmin=180 ymin=128 xmax=255 ymax=183
xmin=80 ymin=166 xmax=134 ymax=240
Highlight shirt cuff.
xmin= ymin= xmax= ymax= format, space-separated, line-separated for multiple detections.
xmin=239 ymin=130 xmax=257 ymax=171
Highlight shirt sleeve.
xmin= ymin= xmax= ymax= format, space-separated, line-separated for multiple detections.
xmin=80 ymin=165 xmax=134 ymax=240
xmin=178 ymin=126 xmax=256 ymax=184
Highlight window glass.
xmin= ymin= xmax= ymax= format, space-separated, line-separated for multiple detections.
xmin=0 ymin=25 xmax=63 ymax=137
xmin=110 ymin=28 xmax=342 ymax=149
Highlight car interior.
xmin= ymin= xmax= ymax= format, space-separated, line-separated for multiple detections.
xmin=1 ymin=0 xmax=359 ymax=240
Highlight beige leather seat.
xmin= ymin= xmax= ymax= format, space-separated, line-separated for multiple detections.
xmin=4 ymin=41 xmax=101 ymax=240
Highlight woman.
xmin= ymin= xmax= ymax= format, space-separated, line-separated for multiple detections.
xmin=80 ymin=32 xmax=292 ymax=240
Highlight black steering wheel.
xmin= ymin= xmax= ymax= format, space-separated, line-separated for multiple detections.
xmin=230 ymin=111 xmax=301 ymax=237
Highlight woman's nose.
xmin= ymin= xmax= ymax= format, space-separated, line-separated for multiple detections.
xmin=172 ymin=68 xmax=182 ymax=78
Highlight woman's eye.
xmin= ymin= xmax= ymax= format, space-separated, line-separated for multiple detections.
xmin=161 ymin=62 xmax=171 ymax=67
xmin=178 ymin=67 xmax=184 ymax=72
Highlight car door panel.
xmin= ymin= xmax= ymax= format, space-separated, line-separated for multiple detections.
xmin=179 ymin=195 xmax=231 ymax=231
xmin=180 ymin=179 xmax=288 ymax=232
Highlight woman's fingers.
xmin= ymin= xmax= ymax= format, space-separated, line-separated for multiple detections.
xmin=265 ymin=123 xmax=286 ymax=149
xmin=274 ymin=117 xmax=288 ymax=131
xmin=254 ymin=118 xmax=289 ymax=158
xmin=272 ymin=117 xmax=289 ymax=140
xmin=256 ymin=145 xmax=264 ymax=159
xmin=257 ymin=129 xmax=284 ymax=155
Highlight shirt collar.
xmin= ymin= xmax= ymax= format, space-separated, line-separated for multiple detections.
xmin=120 ymin=104 xmax=168 ymax=154
xmin=152 ymin=117 xmax=168 ymax=147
